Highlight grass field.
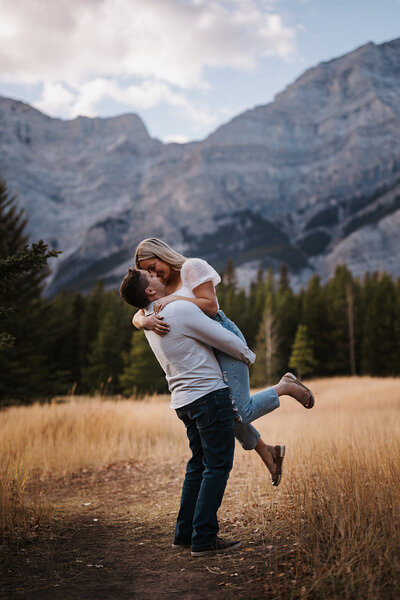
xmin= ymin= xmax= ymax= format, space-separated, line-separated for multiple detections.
xmin=1 ymin=377 xmax=400 ymax=599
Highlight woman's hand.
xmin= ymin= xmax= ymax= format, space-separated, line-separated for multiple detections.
xmin=143 ymin=313 xmax=170 ymax=336
xmin=153 ymin=295 xmax=178 ymax=314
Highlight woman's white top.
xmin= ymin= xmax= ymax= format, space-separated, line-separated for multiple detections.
xmin=178 ymin=258 xmax=221 ymax=305
xmin=181 ymin=258 xmax=221 ymax=290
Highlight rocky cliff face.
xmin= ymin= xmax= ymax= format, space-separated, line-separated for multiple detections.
xmin=1 ymin=38 xmax=400 ymax=294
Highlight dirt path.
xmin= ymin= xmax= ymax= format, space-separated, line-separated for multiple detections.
xmin=2 ymin=460 xmax=274 ymax=600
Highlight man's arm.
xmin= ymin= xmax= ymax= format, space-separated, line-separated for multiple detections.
xmin=175 ymin=301 xmax=256 ymax=366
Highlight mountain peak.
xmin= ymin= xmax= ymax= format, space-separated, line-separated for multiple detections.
xmin=1 ymin=38 xmax=400 ymax=294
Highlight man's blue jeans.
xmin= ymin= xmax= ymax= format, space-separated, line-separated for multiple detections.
xmin=211 ymin=311 xmax=280 ymax=450
xmin=174 ymin=388 xmax=235 ymax=550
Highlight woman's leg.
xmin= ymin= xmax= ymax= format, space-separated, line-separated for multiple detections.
xmin=212 ymin=311 xmax=280 ymax=425
xmin=211 ymin=311 xmax=284 ymax=482
xmin=233 ymin=420 xmax=260 ymax=451
xmin=211 ymin=312 xmax=314 ymax=485
xmin=220 ymin=350 xmax=284 ymax=484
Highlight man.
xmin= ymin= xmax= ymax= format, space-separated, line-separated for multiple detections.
xmin=120 ymin=268 xmax=257 ymax=557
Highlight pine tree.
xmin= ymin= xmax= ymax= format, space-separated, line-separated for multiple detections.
xmin=228 ymin=288 xmax=247 ymax=335
xmin=245 ymin=264 xmax=266 ymax=348
xmin=120 ymin=330 xmax=168 ymax=395
xmin=222 ymin=257 xmax=237 ymax=289
xmin=44 ymin=289 xmax=86 ymax=394
xmin=0 ymin=180 xmax=59 ymax=402
xmin=78 ymin=280 xmax=108 ymax=380
xmin=300 ymin=274 xmax=332 ymax=375
xmin=278 ymin=263 xmax=289 ymax=291
xmin=274 ymin=275 xmax=299 ymax=375
xmin=289 ymin=324 xmax=316 ymax=380
xmin=395 ymin=277 xmax=400 ymax=372
xmin=325 ymin=265 xmax=360 ymax=375
xmin=251 ymin=271 xmax=279 ymax=386
xmin=81 ymin=289 xmax=133 ymax=394
xmin=218 ymin=258 xmax=238 ymax=322
xmin=83 ymin=310 xmax=124 ymax=394
xmin=77 ymin=283 xmax=132 ymax=390
xmin=361 ymin=272 xmax=398 ymax=375
xmin=346 ymin=281 xmax=357 ymax=375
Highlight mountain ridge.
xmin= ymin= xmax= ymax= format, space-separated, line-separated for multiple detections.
xmin=1 ymin=37 xmax=400 ymax=294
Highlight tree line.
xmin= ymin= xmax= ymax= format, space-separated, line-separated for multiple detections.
xmin=1 ymin=180 xmax=399 ymax=405
xmin=220 ymin=260 xmax=400 ymax=385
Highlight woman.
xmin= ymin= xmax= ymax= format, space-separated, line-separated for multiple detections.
xmin=133 ymin=238 xmax=315 ymax=485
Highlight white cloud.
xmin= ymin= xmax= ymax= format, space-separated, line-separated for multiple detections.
xmin=34 ymin=78 xmax=218 ymax=130
xmin=163 ymin=134 xmax=192 ymax=144
xmin=0 ymin=0 xmax=296 ymax=88
xmin=2 ymin=0 xmax=297 ymax=136
xmin=35 ymin=82 xmax=77 ymax=116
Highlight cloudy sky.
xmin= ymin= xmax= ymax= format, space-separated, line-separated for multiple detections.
xmin=0 ymin=0 xmax=399 ymax=142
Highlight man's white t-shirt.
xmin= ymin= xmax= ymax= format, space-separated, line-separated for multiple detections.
xmin=144 ymin=300 xmax=255 ymax=409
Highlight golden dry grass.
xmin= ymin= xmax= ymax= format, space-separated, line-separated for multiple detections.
xmin=0 ymin=392 xmax=185 ymax=552
xmin=229 ymin=376 xmax=400 ymax=598
xmin=0 ymin=393 xmax=183 ymax=475
xmin=1 ymin=376 xmax=400 ymax=598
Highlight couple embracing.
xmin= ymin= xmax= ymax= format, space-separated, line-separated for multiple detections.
xmin=120 ymin=238 xmax=315 ymax=558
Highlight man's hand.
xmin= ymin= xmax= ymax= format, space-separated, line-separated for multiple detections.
xmin=144 ymin=314 xmax=170 ymax=336
xmin=153 ymin=295 xmax=178 ymax=314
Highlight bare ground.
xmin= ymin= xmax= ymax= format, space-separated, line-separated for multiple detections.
xmin=1 ymin=459 xmax=285 ymax=600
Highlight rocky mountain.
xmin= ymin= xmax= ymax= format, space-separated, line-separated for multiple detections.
xmin=1 ymin=37 xmax=400 ymax=294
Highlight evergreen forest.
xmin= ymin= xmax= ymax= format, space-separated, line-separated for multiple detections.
xmin=1 ymin=179 xmax=399 ymax=405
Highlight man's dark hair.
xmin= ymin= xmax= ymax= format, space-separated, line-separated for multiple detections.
xmin=120 ymin=268 xmax=149 ymax=309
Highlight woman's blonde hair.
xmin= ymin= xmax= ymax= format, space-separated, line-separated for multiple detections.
xmin=134 ymin=238 xmax=188 ymax=270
